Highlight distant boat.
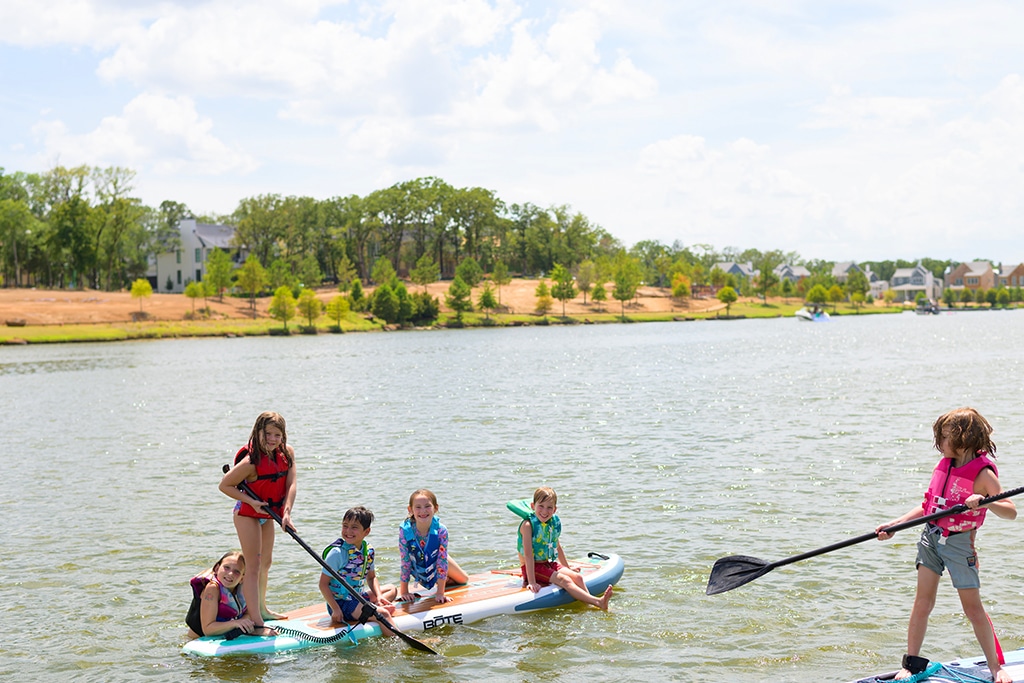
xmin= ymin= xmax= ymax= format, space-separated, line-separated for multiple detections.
xmin=916 ymin=301 xmax=940 ymax=314
xmin=795 ymin=306 xmax=830 ymax=322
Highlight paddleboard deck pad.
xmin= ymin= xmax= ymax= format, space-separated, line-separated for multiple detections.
xmin=851 ymin=647 xmax=1024 ymax=682
xmin=183 ymin=551 xmax=623 ymax=656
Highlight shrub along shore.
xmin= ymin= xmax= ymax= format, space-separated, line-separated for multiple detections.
xmin=1 ymin=299 xmax=912 ymax=345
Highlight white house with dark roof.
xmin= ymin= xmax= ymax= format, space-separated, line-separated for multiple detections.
xmin=889 ymin=262 xmax=940 ymax=302
xmin=148 ymin=219 xmax=245 ymax=293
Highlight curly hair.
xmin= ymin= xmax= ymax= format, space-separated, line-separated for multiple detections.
xmin=933 ymin=407 xmax=996 ymax=457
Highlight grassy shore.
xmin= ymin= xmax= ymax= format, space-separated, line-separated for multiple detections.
xmin=0 ymin=299 xmax=914 ymax=345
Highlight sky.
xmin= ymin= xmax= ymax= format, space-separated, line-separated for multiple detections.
xmin=2 ymin=0 xmax=1023 ymax=264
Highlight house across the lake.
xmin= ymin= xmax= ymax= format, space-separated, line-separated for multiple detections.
xmin=147 ymin=219 xmax=245 ymax=294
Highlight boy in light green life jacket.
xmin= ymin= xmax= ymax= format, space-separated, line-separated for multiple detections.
xmin=517 ymin=487 xmax=612 ymax=611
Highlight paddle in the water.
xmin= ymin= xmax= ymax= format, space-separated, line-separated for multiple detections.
xmin=222 ymin=465 xmax=439 ymax=654
xmin=706 ymin=484 xmax=1024 ymax=595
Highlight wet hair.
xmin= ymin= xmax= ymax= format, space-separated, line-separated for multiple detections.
xmin=212 ymin=551 xmax=245 ymax=575
xmin=407 ymin=489 xmax=439 ymax=521
xmin=533 ymin=486 xmax=557 ymax=506
xmin=246 ymin=411 xmax=291 ymax=467
xmin=343 ymin=506 xmax=374 ymax=530
xmin=933 ymin=407 xmax=996 ymax=457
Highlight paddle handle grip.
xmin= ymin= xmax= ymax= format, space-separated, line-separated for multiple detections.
xmin=222 ymin=465 xmax=438 ymax=655
xmin=773 ymin=483 xmax=1024 ymax=570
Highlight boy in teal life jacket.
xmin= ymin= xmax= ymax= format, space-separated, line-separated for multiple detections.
xmin=516 ymin=487 xmax=612 ymax=611
xmin=319 ymin=507 xmax=398 ymax=631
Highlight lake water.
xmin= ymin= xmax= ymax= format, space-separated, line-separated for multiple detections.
xmin=4 ymin=311 xmax=1024 ymax=682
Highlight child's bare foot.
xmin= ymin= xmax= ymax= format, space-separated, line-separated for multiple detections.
xmin=597 ymin=585 xmax=613 ymax=611
xmin=893 ymin=669 xmax=912 ymax=680
xmin=262 ymin=609 xmax=287 ymax=620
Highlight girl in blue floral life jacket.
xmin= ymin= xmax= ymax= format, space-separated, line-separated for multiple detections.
xmin=876 ymin=408 xmax=1017 ymax=682
xmin=185 ymin=551 xmax=277 ymax=640
xmin=397 ymin=489 xmax=469 ymax=604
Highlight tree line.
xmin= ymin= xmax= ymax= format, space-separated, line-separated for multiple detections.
xmin=0 ymin=164 xmax=999 ymax=304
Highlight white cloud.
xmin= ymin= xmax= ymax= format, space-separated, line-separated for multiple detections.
xmin=31 ymin=92 xmax=257 ymax=175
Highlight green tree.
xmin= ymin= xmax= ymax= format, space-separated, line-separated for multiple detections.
xmin=827 ymin=284 xmax=844 ymax=312
xmin=491 ymin=260 xmax=511 ymax=306
xmin=851 ymin=291 xmax=865 ymax=313
xmin=445 ymin=274 xmax=473 ymax=322
xmin=371 ymin=282 xmax=400 ymax=323
xmin=455 ymin=256 xmax=483 ymax=287
xmin=477 ymin=281 xmax=498 ymax=320
xmin=534 ymin=279 xmax=553 ymax=315
xmin=336 ymin=255 xmax=358 ymax=293
xmin=410 ymin=253 xmax=439 ymax=292
xmin=612 ymin=256 xmax=641 ymax=320
xmin=269 ymin=285 xmax=296 ymax=331
xmin=591 ymin=281 xmax=607 ymax=309
xmin=184 ymin=281 xmax=202 ymax=315
xmin=883 ymin=288 xmax=897 ymax=305
xmin=297 ymin=288 xmax=322 ymax=327
xmin=942 ymin=288 xmax=957 ymax=308
xmin=205 ymin=248 xmax=234 ymax=301
xmin=236 ymin=254 xmax=268 ymax=317
xmin=844 ymin=269 xmax=870 ymax=299
xmin=806 ymin=284 xmax=829 ymax=306
xmin=959 ymin=287 xmax=974 ymax=307
xmin=780 ymin=277 xmax=795 ymax=299
xmin=671 ymin=272 xmax=691 ymax=299
xmin=349 ymin=278 xmax=365 ymax=311
xmin=268 ymin=258 xmax=296 ymax=293
xmin=717 ymin=285 xmax=738 ymax=316
xmin=297 ymin=254 xmax=322 ymax=288
xmin=975 ymin=287 xmax=987 ymax=305
xmin=576 ymin=260 xmax=596 ymax=304
xmin=325 ymin=295 xmax=350 ymax=329
xmin=550 ymin=263 xmax=576 ymax=317
xmin=394 ymin=280 xmax=413 ymax=324
xmin=130 ymin=278 xmax=152 ymax=312
xmin=371 ymin=255 xmax=396 ymax=285
xmin=997 ymin=288 xmax=1011 ymax=308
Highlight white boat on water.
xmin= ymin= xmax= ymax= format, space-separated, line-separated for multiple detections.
xmin=795 ymin=306 xmax=830 ymax=322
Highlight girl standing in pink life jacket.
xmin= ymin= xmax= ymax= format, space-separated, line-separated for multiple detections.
xmin=219 ymin=412 xmax=297 ymax=627
xmin=875 ymin=407 xmax=1017 ymax=682
xmin=185 ymin=552 xmax=276 ymax=639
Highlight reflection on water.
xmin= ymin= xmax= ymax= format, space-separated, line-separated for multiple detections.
xmin=3 ymin=312 xmax=1024 ymax=682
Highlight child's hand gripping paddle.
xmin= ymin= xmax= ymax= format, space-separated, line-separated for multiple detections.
xmin=222 ymin=464 xmax=438 ymax=654
xmin=706 ymin=484 xmax=1024 ymax=595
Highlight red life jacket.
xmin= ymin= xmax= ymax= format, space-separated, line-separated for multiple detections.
xmin=234 ymin=445 xmax=290 ymax=519
xmin=922 ymin=453 xmax=997 ymax=535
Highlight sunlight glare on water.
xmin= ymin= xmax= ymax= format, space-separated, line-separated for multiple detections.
xmin=2 ymin=311 xmax=1024 ymax=682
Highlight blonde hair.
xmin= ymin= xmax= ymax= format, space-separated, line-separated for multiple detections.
xmin=933 ymin=407 xmax=996 ymax=457
xmin=533 ymin=486 xmax=557 ymax=506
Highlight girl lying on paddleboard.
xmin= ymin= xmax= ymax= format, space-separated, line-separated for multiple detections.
xmin=185 ymin=551 xmax=277 ymax=640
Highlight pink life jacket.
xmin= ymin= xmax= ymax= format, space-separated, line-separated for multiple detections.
xmin=922 ymin=453 xmax=997 ymax=535
xmin=186 ymin=571 xmax=246 ymax=635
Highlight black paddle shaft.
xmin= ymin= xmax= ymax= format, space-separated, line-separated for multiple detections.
xmin=706 ymin=484 xmax=1024 ymax=595
xmin=222 ymin=464 xmax=438 ymax=654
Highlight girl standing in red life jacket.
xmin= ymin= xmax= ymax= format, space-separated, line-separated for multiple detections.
xmin=219 ymin=412 xmax=297 ymax=628
xmin=876 ymin=407 xmax=1017 ymax=682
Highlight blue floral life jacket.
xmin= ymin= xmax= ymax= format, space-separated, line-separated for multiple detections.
xmin=400 ymin=516 xmax=442 ymax=588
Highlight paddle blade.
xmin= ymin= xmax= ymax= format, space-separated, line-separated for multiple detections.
xmin=706 ymin=555 xmax=774 ymax=595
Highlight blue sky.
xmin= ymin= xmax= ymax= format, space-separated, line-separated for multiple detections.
xmin=2 ymin=0 xmax=1023 ymax=263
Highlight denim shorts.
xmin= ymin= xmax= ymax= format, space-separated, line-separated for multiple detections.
xmin=327 ymin=593 xmax=371 ymax=622
xmin=915 ymin=524 xmax=980 ymax=590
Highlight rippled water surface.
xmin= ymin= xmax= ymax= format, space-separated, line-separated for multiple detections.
xmin=4 ymin=311 xmax=1024 ymax=682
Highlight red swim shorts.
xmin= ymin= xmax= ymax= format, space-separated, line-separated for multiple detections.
xmin=522 ymin=561 xmax=562 ymax=586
